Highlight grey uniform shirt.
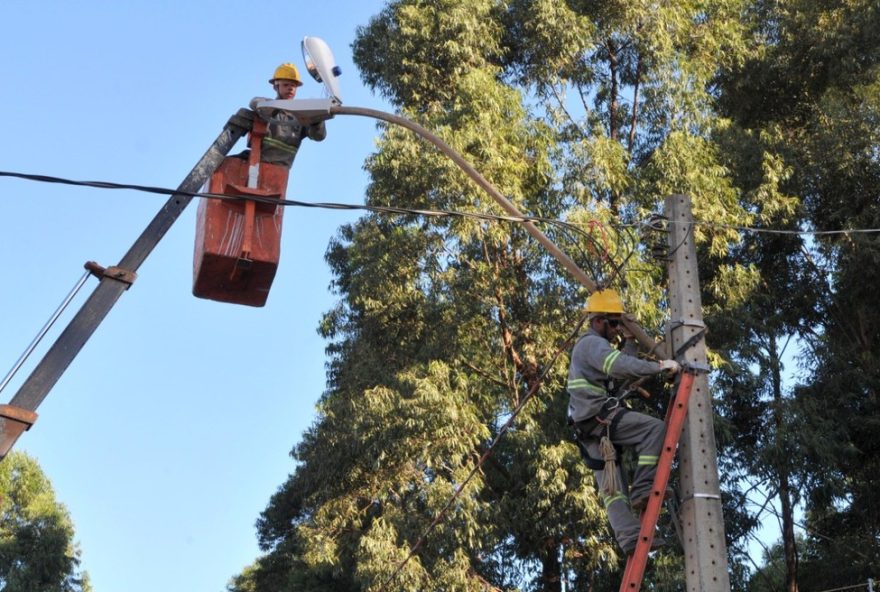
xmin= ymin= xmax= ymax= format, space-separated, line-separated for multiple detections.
xmin=566 ymin=328 xmax=662 ymax=422
xmin=261 ymin=109 xmax=326 ymax=168
xmin=249 ymin=98 xmax=327 ymax=168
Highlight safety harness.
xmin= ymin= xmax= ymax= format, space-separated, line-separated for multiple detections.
xmin=570 ymin=377 xmax=633 ymax=462
xmin=570 ymin=369 xmax=665 ymax=496
xmin=570 ymin=328 xmax=707 ymax=495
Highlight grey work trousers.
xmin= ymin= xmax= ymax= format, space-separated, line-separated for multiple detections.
xmin=579 ymin=410 xmax=665 ymax=550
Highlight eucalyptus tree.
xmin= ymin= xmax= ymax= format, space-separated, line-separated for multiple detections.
xmin=0 ymin=451 xmax=91 ymax=592
xmin=713 ymin=0 xmax=880 ymax=588
xmin=231 ymin=0 xmax=811 ymax=589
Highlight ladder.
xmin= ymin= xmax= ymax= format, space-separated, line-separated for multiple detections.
xmin=619 ymin=368 xmax=697 ymax=591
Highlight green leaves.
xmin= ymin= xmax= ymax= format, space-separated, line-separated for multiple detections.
xmin=353 ymin=0 xmax=504 ymax=108
xmin=234 ymin=0 xmax=880 ymax=588
xmin=0 ymin=452 xmax=90 ymax=592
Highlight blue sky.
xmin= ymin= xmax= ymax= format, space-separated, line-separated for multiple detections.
xmin=0 ymin=1 xmax=387 ymax=590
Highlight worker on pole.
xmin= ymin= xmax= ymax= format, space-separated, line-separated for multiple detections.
xmin=246 ymin=62 xmax=327 ymax=168
xmin=567 ymin=289 xmax=680 ymax=555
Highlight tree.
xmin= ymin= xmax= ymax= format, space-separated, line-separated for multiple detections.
xmin=0 ymin=451 xmax=91 ymax=592
xmin=230 ymin=0 xmax=857 ymax=589
xmin=714 ymin=0 xmax=880 ymax=587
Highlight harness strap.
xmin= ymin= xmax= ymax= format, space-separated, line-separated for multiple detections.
xmin=609 ymin=405 xmax=627 ymax=436
xmin=571 ymin=401 xmax=629 ymax=471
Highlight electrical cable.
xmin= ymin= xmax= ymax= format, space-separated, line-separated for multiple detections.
xmin=742 ymin=490 xmax=873 ymax=562
xmin=5 ymin=170 xmax=877 ymax=242
xmin=813 ymin=583 xmax=871 ymax=592
xmin=374 ymin=310 xmax=590 ymax=592
xmin=2 ymin=169 xmax=653 ymax=295
xmin=668 ymin=218 xmax=880 ymax=237
xmin=0 ymin=170 xmax=621 ymax=251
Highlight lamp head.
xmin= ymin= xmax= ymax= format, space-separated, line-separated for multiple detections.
xmin=302 ymin=36 xmax=343 ymax=104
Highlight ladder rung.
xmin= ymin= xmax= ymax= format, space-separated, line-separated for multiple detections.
xmin=619 ymin=372 xmax=696 ymax=591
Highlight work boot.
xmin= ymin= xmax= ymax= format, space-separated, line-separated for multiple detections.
xmin=631 ymin=486 xmax=675 ymax=514
xmin=621 ymin=536 xmax=667 ymax=556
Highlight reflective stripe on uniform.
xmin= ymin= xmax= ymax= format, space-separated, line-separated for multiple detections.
xmin=638 ymin=454 xmax=658 ymax=466
xmin=263 ymin=136 xmax=298 ymax=154
xmin=567 ymin=378 xmax=606 ymax=395
xmin=602 ymin=349 xmax=621 ymax=375
xmin=601 ymin=492 xmax=628 ymax=508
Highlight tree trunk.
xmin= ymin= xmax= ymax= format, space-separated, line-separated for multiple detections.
xmin=540 ymin=542 xmax=562 ymax=592
xmin=770 ymin=335 xmax=799 ymax=592
xmin=780 ymin=473 xmax=799 ymax=592
xmin=606 ymin=39 xmax=619 ymax=142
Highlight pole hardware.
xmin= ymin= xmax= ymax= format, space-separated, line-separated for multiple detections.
xmin=674 ymin=328 xmax=708 ymax=361
xmin=644 ymin=214 xmax=671 ymax=262
xmin=682 ymin=362 xmax=712 ymax=374
xmin=0 ymin=405 xmax=38 ymax=458
xmin=679 ymin=492 xmax=722 ymax=504
xmin=85 ymin=261 xmax=137 ymax=287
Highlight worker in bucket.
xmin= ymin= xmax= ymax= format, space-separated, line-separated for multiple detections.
xmin=567 ymin=289 xmax=680 ymax=555
xmin=247 ymin=62 xmax=327 ymax=168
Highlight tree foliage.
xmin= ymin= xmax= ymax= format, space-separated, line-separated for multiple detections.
xmin=228 ymin=0 xmax=880 ymax=589
xmin=0 ymin=451 xmax=91 ymax=592
xmin=712 ymin=0 xmax=880 ymax=587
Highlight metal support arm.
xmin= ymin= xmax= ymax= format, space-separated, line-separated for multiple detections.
xmin=0 ymin=109 xmax=253 ymax=459
xmin=330 ymin=105 xmax=598 ymax=292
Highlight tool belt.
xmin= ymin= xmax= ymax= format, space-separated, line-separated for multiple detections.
xmin=569 ymin=397 xmax=628 ymax=471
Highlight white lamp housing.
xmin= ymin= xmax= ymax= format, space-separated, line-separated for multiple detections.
xmin=302 ymin=36 xmax=343 ymax=104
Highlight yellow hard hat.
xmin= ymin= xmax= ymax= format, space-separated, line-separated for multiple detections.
xmin=269 ymin=63 xmax=303 ymax=86
xmin=585 ymin=289 xmax=625 ymax=315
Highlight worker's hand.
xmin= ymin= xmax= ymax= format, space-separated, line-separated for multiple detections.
xmin=659 ymin=359 xmax=681 ymax=374
xmin=249 ymin=96 xmax=270 ymax=110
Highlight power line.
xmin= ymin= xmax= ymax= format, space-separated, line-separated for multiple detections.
xmin=4 ymin=170 xmax=878 ymax=242
xmin=0 ymin=169 xmax=632 ymax=283
xmin=814 ymin=582 xmax=872 ymax=592
xmin=741 ymin=489 xmax=873 ymax=562
xmin=676 ymin=219 xmax=880 ymax=237
xmin=0 ymin=169 xmax=608 ymax=230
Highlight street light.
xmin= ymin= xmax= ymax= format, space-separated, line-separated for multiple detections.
xmin=257 ymin=37 xmax=600 ymax=294
xmin=302 ymin=36 xmax=343 ymax=103
xmin=271 ymin=38 xmax=672 ymax=350
xmin=250 ymin=37 xmax=342 ymax=124
xmin=255 ymin=38 xmax=675 ymax=348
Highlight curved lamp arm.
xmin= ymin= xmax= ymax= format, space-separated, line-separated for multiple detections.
xmin=330 ymin=104 xmax=597 ymax=292
xmin=328 ymin=105 xmax=666 ymax=356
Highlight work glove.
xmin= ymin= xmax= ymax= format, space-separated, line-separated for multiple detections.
xmin=659 ymin=359 xmax=681 ymax=374
xmin=249 ymin=96 xmax=270 ymax=110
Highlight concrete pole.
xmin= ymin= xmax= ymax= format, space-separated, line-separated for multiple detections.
xmin=665 ymin=194 xmax=731 ymax=590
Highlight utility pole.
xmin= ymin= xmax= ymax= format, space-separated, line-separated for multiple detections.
xmin=665 ymin=194 xmax=730 ymax=590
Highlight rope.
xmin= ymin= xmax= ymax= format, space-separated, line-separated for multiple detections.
xmin=0 ymin=269 xmax=92 ymax=394
xmin=599 ymin=430 xmax=622 ymax=497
